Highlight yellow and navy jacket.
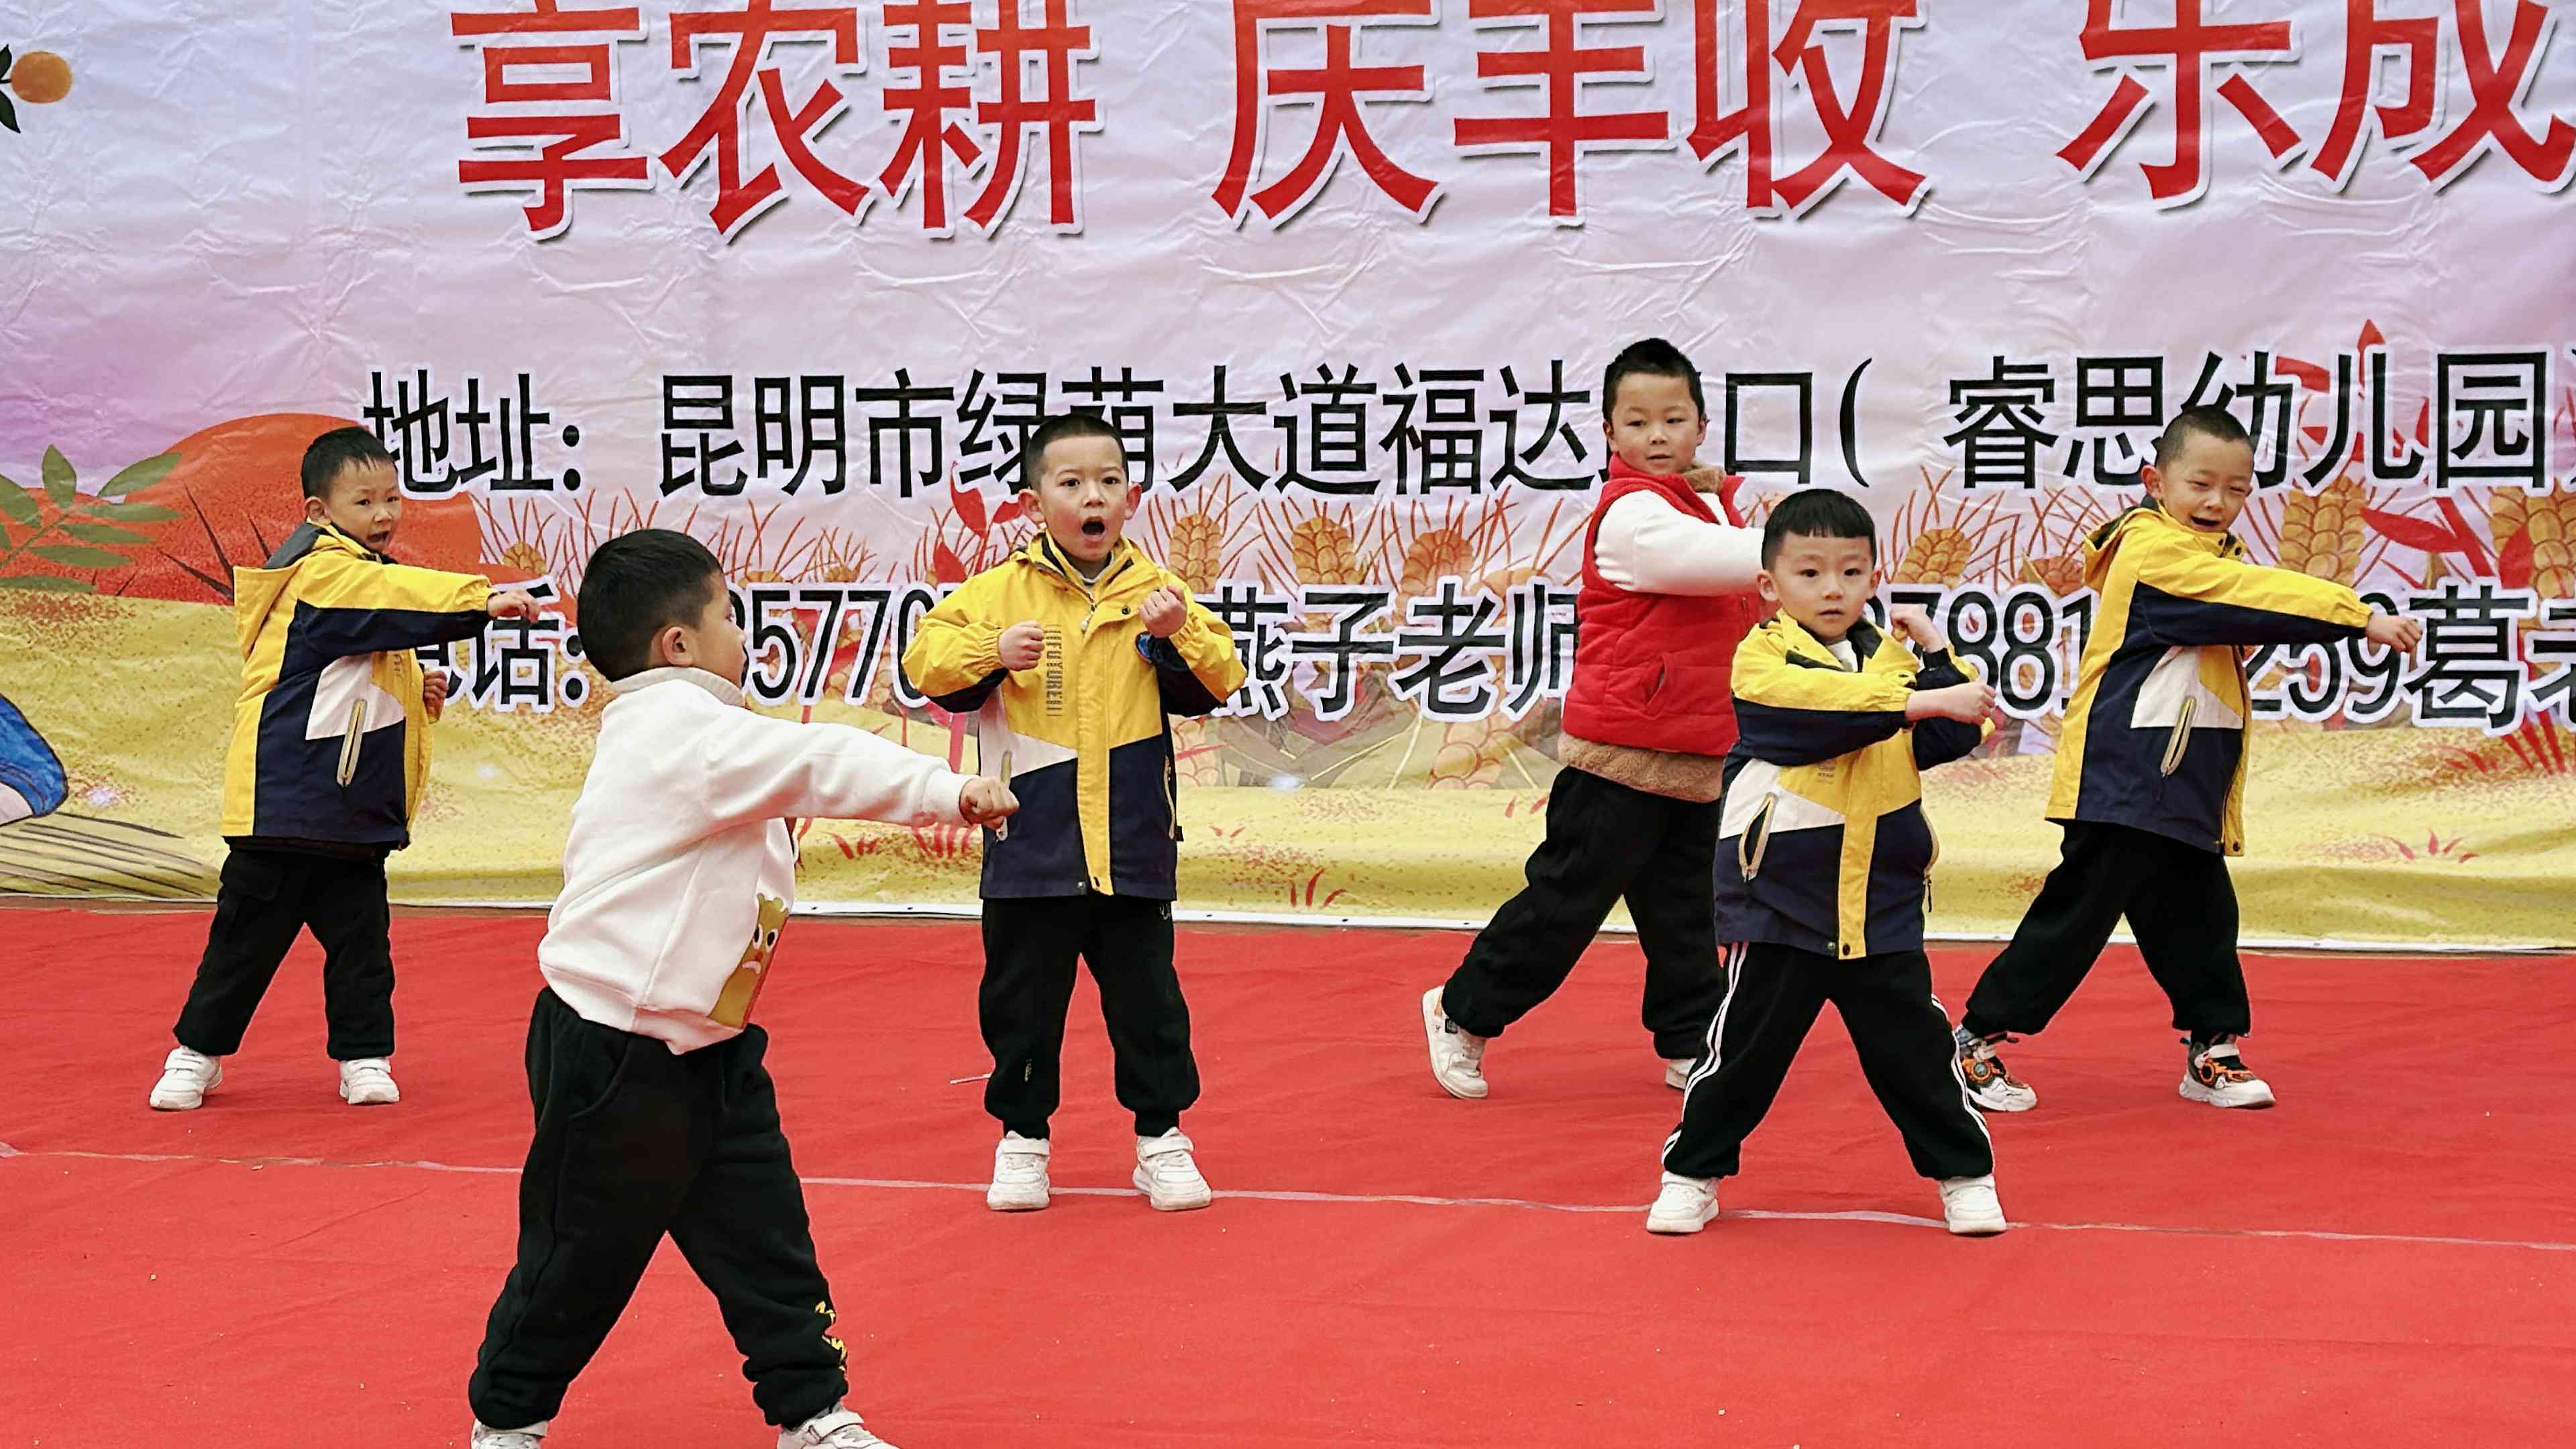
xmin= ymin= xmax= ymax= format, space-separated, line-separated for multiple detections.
xmin=2050 ymin=505 xmax=2369 ymax=856
xmin=902 ymin=535 xmax=1246 ymax=900
xmin=1715 ymin=612 xmax=1990 ymax=959
xmin=219 ymin=523 xmax=492 ymax=853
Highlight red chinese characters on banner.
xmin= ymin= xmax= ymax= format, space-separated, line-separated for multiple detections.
xmin=660 ymin=0 xmax=867 ymax=237
xmin=966 ymin=0 xmax=1100 ymax=231
xmin=1214 ymin=1 xmax=1439 ymax=224
xmin=1453 ymin=0 xmax=1668 ymax=223
xmin=451 ymin=1 xmax=654 ymax=239
xmin=2314 ymin=0 xmax=2574 ymax=190
xmin=878 ymin=2 xmax=981 ymax=234
xmin=2057 ymin=0 xmax=2300 ymax=206
xmin=1690 ymin=0 xmax=1929 ymax=215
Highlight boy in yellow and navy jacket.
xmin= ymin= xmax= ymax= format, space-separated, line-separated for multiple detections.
xmin=149 ymin=427 xmax=534 ymax=1112
xmin=1955 ymin=407 xmax=2422 ymax=1114
xmin=903 ymin=413 xmax=1246 ymax=1215
xmin=1648 ymin=488 xmax=2008 ymax=1238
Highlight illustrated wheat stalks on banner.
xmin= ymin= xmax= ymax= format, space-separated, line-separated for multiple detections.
xmin=2274 ymin=474 xmax=2369 ymax=586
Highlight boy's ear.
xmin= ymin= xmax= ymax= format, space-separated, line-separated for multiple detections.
xmin=303 ymin=496 xmax=331 ymax=524
xmin=1125 ymin=482 xmax=1142 ymax=510
xmin=2137 ymin=462 xmax=2164 ymax=502
xmin=1756 ymin=570 xmax=1782 ymax=606
xmin=651 ymin=622 xmax=690 ymax=672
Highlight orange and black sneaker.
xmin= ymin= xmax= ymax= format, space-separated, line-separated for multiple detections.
xmin=2179 ymin=1033 xmax=2276 ymax=1109
xmin=1954 ymin=1026 xmax=2036 ymax=1113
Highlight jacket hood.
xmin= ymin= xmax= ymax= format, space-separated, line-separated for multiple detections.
xmin=231 ymin=523 xmax=373 ymax=658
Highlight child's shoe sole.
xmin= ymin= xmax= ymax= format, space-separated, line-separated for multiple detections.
xmin=2179 ymin=1077 xmax=2275 ymax=1109
xmin=985 ymin=1187 xmax=1051 ymax=1212
xmin=1645 ymin=1203 xmax=1717 ymax=1235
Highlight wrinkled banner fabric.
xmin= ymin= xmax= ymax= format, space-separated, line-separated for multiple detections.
xmin=1 ymin=1 xmax=2571 ymax=946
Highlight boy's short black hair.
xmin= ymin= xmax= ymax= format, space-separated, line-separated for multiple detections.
xmin=578 ymin=529 xmax=725 ymax=682
xmin=301 ymin=426 xmax=396 ymax=500
xmin=1018 ymin=413 xmax=1124 ymax=492
xmin=1601 ymin=338 xmax=1707 ymax=421
xmin=2152 ymin=405 xmax=2252 ymax=470
xmin=1761 ymin=487 xmax=1878 ymax=569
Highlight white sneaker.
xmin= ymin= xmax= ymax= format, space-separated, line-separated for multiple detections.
xmin=986 ymin=1132 xmax=1051 ymax=1212
xmin=1132 ymin=1130 xmax=1213 ymax=1212
xmin=1421 ymin=987 xmax=1488 ymax=1099
xmin=148 ymin=1046 xmax=223 ymax=1111
xmin=1938 ymin=1174 xmax=2008 ymax=1236
xmin=337 ymin=1057 xmax=400 ymax=1106
xmin=469 ymin=1421 xmax=547 ymax=1448
xmin=781 ymin=1402 xmax=898 ymax=1448
xmin=1955 ymin=1026 xmax=2037 ymax=1113
xmin=1663 ymin=1057 xmax=1697 ymax=1091
xmin=1646 ymin=1173 xmax=1718 ymax=1234
xmin=2180 ymin=1035 xmax=2276 ymax=1109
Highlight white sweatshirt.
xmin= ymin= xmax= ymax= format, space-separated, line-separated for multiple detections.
xmin=537 ymin=667 xmax=971 ymax=1053
xmin=1591 ymin=490 xmax=1763 ymax=595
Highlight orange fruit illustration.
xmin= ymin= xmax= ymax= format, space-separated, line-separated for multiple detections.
xmin=7 ymin=51 xmax=72 ymax=105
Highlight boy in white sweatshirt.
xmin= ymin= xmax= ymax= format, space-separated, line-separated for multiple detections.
xmin=466 ymin=529 xmax=1016 ymax=1449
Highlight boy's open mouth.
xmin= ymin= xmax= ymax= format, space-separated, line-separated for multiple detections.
xmin=1080 ymin=520 xmax=1106 ymax=539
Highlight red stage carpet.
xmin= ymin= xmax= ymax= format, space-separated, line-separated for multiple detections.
xmin=5 ymin=907 xmax=2571 ymax=1446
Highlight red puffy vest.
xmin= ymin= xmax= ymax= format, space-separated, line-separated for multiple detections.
xmin=1560 ymin=459 xmax=1761 ymax=757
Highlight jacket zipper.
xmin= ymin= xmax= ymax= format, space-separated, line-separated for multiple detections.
xmin=336 ymin=699 xmax=370 ymax=787
xmin=1163 ymin=758 xmax=1180 ymax=843
xmin=1737 ymin=793 xmax=1778 ymax=880
xmin=1922 ymin=816 xmax=1941 ymax=914
xmin=2159 ymin=698 xmax=2198 ymax=777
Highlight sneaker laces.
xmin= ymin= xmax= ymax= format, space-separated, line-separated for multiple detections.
xmin=343 ymin=1059 xmax=394 ymax=1087
xmin=993 ymin=1139 xmax=1047 ymax=1179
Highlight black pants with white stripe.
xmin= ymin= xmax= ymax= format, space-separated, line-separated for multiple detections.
xmin=1662 ymin=941 xmax=1994 ymax=1182
xmin=1962 ymin=820 xmax=2251 ymax=1040
xmin=1440 ymin=766 xmax=1727 ymax=1061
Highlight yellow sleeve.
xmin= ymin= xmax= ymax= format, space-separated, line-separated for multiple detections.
xmin=2125 ymin=529 xmax=2371 ymax=646
xmin=1162 ymin=571 xmax=1248 ymax=702
xmin=902 ymin=573 xmax=1006 ymax=699
xmin=289 ymin=551 xmax=492 ymax=655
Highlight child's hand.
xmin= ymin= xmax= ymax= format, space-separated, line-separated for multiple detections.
xmin=423 ymin=670 xmax=451 ymax=722
xmin=2365 ymin=608 xmax=2425 ymax=655
xmin=998 ymin=622 xmax=1046 ymax=671
xmin=488 ymin=589 xmax=539 ymax=621
xmin=1887 ymin=604 xmax=1949 ymax=653
xmin=959 ymin=776 xmax=1020 ymax=826
xmin=1138 ymin=586 xmax=1189 ymax=639
xmin=1907 ymin=680 xmax=1996 ymax=724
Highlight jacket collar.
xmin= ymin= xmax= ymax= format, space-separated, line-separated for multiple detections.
xmin=1016 ymin=532 xmax=1151 ymax=597
xmin=608 ymin=665 xmax=745 ymax=706
xmin=1769 ymin=608 xmax=1884 ymax=670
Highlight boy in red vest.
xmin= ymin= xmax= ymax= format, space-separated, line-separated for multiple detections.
xmin=1420 ymin=338 xmax=1763 ymax=1099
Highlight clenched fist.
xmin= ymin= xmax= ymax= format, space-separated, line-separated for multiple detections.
xmin=998 ymin=622 xmax=1046 ymax=672
xmin=423 ymin=669 xmax=451 ymax=722
xmin=2365 ymin=609 xmax=2424 ymax=655
xmin=1886 ymin=603 xmax=1949 ymax=654
xmin=487 ymin=589 xmax=539 ymax=621
xmin=1137 ymin=586 xmax=1189 ymax=639
xmin=959 ymin=776 xmax=1020 ymax=826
